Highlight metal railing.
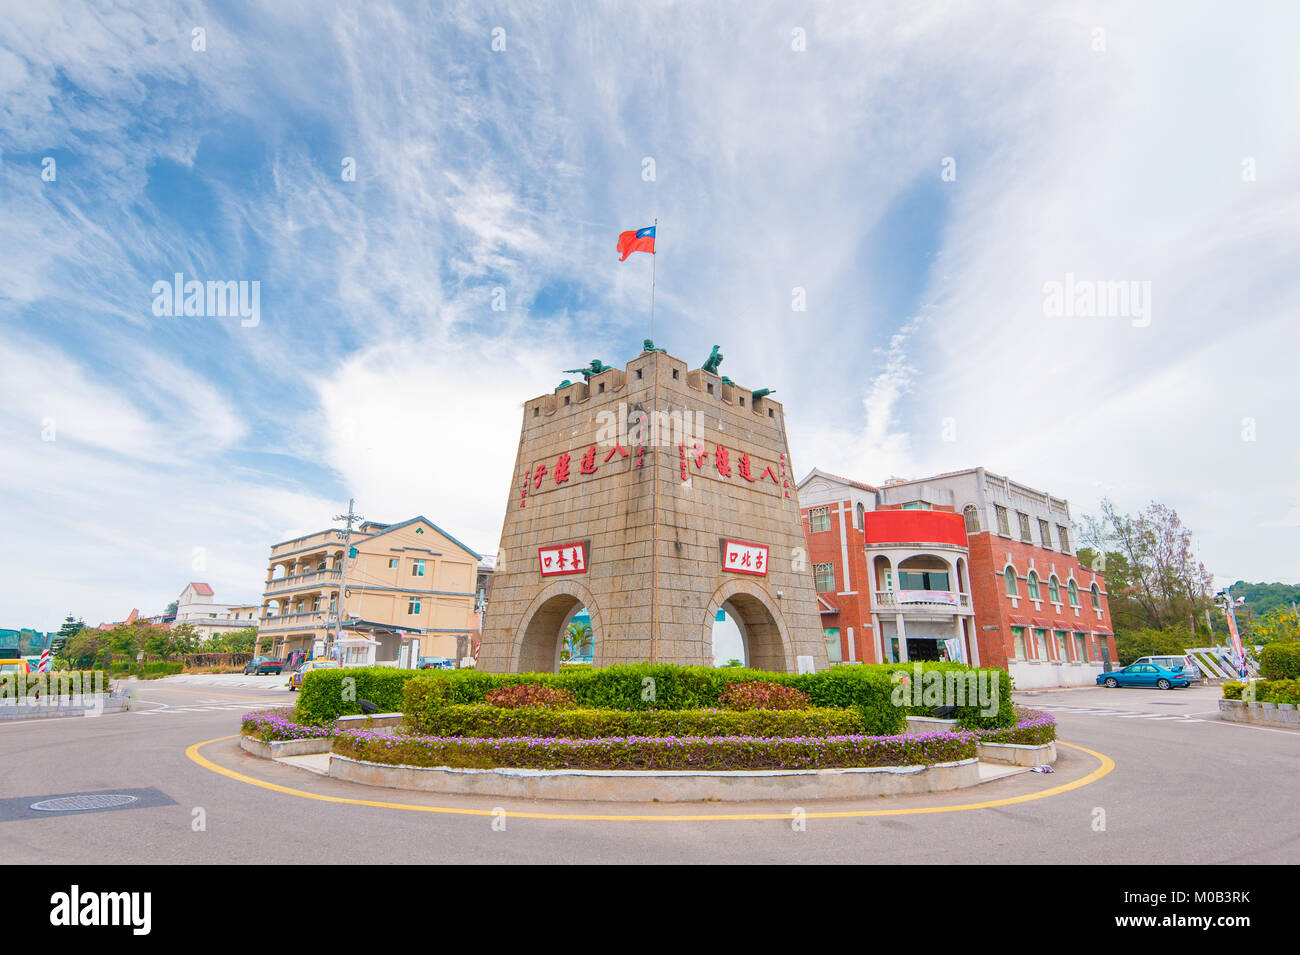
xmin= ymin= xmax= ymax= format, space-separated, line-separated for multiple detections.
xmin=874 ymin=590 xmax=971 ymax=609
xmin=264 ymin=570 xmax=341 ymax=595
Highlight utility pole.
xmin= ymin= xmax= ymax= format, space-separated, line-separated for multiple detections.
xmin=331 ymin=498 xmax=364 ymax=658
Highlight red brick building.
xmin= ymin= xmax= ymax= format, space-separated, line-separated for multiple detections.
xmin=798 ymin=467 xmax=1116 ymax=688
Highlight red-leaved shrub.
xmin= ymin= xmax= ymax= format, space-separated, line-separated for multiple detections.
xmin=484 ymin=684 xmax=577 ymax=709
xmin=719 ymin=681 xmax=809 ymax=711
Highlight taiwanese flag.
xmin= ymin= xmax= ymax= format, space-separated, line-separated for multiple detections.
xmin=617 ymin=225 xmax=655 ymax=260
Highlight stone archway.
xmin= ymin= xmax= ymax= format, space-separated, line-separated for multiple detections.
xmin=511 ymin=579 xmax=605 ymax=673
xmin=702 ymin=579 xmax=794 ymax=672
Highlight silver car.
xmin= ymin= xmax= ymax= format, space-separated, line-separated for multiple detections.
xmin=1132 ymin=654 xmax=1202 ymax=682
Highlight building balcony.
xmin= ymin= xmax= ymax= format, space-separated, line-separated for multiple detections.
xmin=264 ymin=569 xmax=342 ymax=596
xmin=257 ymin=611 xmax=333 ymax=632
xmin=875 ymin=590 xmax=971 ymax=612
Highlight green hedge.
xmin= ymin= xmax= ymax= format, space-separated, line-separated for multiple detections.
xmin=405 ymin=703 xmax=866 ymax=739
xmin=109 ymin=661 xmax=183 ymax=679
xmin=293 ymin=666 xmax=428 ymax=726
xmin=1259 ymin=643 xmax=1300 ymax=681
xmin=333 ymin=728 xmax=978 ymax=770
xmin=1224 ymin=678 xmax=1300 ymax=705
xmin=402 ymin=662 xmax=1015 ymax=734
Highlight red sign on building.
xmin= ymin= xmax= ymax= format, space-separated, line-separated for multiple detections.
xmin=722 ymin=539 xmax=769 ymax=576
xmin=538 ymin=541 xmax=588 ymax=577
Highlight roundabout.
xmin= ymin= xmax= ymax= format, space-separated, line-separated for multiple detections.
xmin=187 ymin=733 xmax=1114 ymax=822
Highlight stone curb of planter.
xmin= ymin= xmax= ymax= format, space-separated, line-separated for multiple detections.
xmin=239 ymin=735 xmax=334 ymax=758
xmin=325 ymin=753 xmax=983 ymax=801
xmin=904 ymin=716 xmax=961 ymax=734
xmin=977 ymin=741 xmax=1057 ymax=766
xmin=0 ymin=693 xmax=130 ymax=721
xmin=1218 ymin=698 xmax=1300 ymax=728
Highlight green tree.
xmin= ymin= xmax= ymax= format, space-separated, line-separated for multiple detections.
xmin=561 ymin=621 xmax=593 ymax=662
xmin=1079 ymin=499 xmax=1215 ymax=636
xmin=1252 ymin=607 xmax=1300 ymax=645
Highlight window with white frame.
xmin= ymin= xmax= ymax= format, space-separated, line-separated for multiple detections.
xmin=1091 ymin=583 xmax=1101 ymax=610
xmin=1027 ymin=571 xmax=1040 ymax=600
xmin=408 ymin=598 xmax=421 ymax=615
xmin=1057 ymin=525 xmax=1071 ymax=552
xmin=995 ymin=505 xmax=1011 ymax=536
xmin=1017 ymin=511 xmax=1032 ymax=542
xmin=412 ymin=559 xmax=425 ymax=577
xmin=1068 ymin=579 xmax=1080 ymax=607
xmin=813 ymin=563 xmax=835 ymax=592
xmin=1048 ymin=575 xmax=1061 ymax=603
xmin=1038 ymin=519 xmax=1053 ymax=549
xmin=963 ymin=505 xmax=980 ymax=533
xmin=1004 ymin=566 xmax=1019 ymax=597
xmin=809 ymin=506 xmax=831 ymax=533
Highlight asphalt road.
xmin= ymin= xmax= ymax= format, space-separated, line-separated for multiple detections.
xmin=2 ymin=677 xmax=1296 ymax=864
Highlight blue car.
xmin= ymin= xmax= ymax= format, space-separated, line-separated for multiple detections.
xmin=1097 ymin=663 xmax=1191 ymax=690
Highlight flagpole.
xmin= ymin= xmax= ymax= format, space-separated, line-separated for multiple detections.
xmin=650 ymin=217 xmax=658 ymax=344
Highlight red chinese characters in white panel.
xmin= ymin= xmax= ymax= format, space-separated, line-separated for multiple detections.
xmin=538 ymin=541 xmax=588 ymax=577
xmin=722 ymin=539 xmax=768 ymax=577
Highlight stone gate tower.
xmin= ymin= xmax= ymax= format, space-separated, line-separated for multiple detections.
xmin=477 ymin=344 xmax=828 ymax=673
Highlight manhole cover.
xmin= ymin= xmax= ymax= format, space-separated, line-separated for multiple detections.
xmin=30 ymin=794 xmax=139 ymax=812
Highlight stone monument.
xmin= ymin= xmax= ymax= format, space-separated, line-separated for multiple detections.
xmin=477 ymin=344 xmax=828 ymax=673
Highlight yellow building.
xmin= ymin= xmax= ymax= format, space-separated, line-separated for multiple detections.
xmin=255 ymin=516 xmax=481 ymax=665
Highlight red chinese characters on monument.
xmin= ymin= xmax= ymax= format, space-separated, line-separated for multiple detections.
xmin=538 ymin=541 xmax=588 ymax=577
xmin=521 ymin=441 xmax=782 ymax=505
xmin=722 ymin=539 xmax=769 ymax=577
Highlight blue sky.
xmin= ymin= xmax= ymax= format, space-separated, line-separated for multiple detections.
xmin=2 ymin=1 xmax=1299 ymax=630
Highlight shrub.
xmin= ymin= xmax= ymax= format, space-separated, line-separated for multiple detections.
xmin=1259 ymin=642 xmax=1300 ymax=681
xmin=293 ymin=666 xmax=426 ymax=726
xmin=976 ymin=708 xmax=1057 ymax=746
xmin=402 ymin=662 xmax=1016 ymax=735
xmin=1256 ymin=679 xmax=1300 ymax=706
xmin=484 ymin=684 xmax=576 ymax=709
xmin=405 ymin=703 xmax=865 ymax=739
xmin=1222 ymin=681 xmax=1244 ymax=700
xmin=333 ymin=729 xmax=978 ymax=771
xmin=241 ymin=708 xmax=334 ymax=741
xmin=719 ymin=681 xmax=809 ymax=711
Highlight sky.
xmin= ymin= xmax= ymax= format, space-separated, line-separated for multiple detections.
xmin=2 ymin=1 xmax=1298 ymax=631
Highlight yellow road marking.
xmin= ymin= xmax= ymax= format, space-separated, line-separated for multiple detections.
xmin=187 ymin=736 xmax=1113 ymax=821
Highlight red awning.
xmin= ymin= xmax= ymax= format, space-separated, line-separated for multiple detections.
xmin=1031 ymin=617 xmax=1052 ymax=629
xmin=1007 ymin=614 xmax=1030 ymax=627
xmin=1093 ymin=626 xmax=1113 ymax=635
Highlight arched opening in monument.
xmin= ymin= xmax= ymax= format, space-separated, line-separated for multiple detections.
xmin=516 ymin=594 xmax=591 ymax=672
xmin=710 ymin=607 xmax=745 ymax=667
xmin=711 ymin=594 xmax=787 ymax=672
xmin=560 ymin=606 xmax=595 ymax=664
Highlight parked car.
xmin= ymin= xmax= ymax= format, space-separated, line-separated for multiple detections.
xmin=0 ymin=658 xmax=30 ymax=675
xmin=1097 ymin=663 xmax=1191 ymax=690
xmin=417 ymin=656 xmax=455 ymax=670
xmin=288 ymin=659 xmax=340 ymax=690
xmin=243 ymin=656 xmax=285 ymax=675
xmin=1131 ymin=654 xmax=1202 ymax=682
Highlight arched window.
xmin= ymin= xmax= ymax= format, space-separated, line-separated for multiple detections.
xmin=1068 ymin=579 xmax=1079 ymax=607
xmin=1090 ymin=583 xmax=1101 ymax=610
xmin=1048 ymin=575 xmax=1061 ymax=603
xmin=1027 ymin=571 xmax=1040 ymax=600
xmin=963 ymin=505 xmax=980 ymax=533
xmin=856 ymin=502 xmax=866 ymax=530
xmin=1004 ymin=567 xmax=1019 ymax=597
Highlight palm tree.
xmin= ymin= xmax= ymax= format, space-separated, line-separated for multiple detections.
xmin=563 ymin=622 xmax=594 ymax=662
